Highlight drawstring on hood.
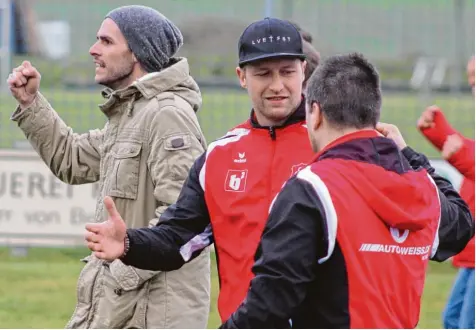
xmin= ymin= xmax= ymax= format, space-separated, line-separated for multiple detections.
xmin=127 ymin=93 xmax=140 ymax=117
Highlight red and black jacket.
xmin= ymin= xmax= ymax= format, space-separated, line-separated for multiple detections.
xmin=419 ymin=109 xmax=475 ymax=268
xmin=122 ymin=100 xmax=315 ymax=321
xmin=219 ymin=130 xmax=474 ymax=329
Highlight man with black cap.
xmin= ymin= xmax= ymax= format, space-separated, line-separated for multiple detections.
xmin=83 ymin=17 xmax=316 ymax=324
xmin=6 ymin=5 xmax=210 ymax=329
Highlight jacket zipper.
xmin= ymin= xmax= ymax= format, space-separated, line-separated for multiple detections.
xmin=268 ymin=126 xmax=276 ymax=140
xmin=268 ymin=127 xmax=278 ymax=210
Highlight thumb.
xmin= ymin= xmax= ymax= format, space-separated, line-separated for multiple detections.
xmin=22 ymin=65 xmax=39 ymax=79
xmin=22 ymin=60 xmax=32 ymax=69
xmin=104 ymin=196 xmax=121 ymax=222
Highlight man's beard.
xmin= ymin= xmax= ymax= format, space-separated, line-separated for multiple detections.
xmin=99 ymin=63 xmax=134 ymax=90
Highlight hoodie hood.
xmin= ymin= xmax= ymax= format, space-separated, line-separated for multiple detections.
xmin=133 ymin=57 xmax=202 ymax=112
xmin=318 ymin=130 xmax=440 ymax=232
xmin=100 ymin=57 xmax=202 ymax=115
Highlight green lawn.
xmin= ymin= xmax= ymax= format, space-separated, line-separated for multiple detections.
xmin=0 ymin=89 xmax=474 ymax=158
xmin=0 ymin=247 xmax=458 ymax=328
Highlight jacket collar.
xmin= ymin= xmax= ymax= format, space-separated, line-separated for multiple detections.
xmin=249 ymin=96 xmax=306 ymax=130
xmin=314 ymin=129 xmax=381 ymax=160
xmin=99 ymin=57 xmax=192 ymax=117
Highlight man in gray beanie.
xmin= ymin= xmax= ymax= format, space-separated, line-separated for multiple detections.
xmin=7 ymin=5 xmax=210 ymax=329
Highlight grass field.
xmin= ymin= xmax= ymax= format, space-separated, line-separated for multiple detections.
xmin=0 ymin=246 xmax=459 ymax=328
xmin=0 ymin=89 xmax=474 ymax=158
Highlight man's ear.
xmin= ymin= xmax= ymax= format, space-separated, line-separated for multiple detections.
xmin=236 ymin=66 xmax=247 ymax=88
xmin=311 ymin=102 xmax=322 ymax=131
xmin=132 ymin=53 xmax=138 ymax=63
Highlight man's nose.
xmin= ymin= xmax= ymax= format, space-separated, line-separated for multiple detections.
xmin=269 ymin=75 xmax=284 ymax=93
xmin=89 ymin=41 xmax=101 ymax=57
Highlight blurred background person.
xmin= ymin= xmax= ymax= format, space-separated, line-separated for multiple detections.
xmin=417 ymin=55 xmax=475 ymax=330
xmin=302 ymin=40 xmax=320 ymax=91
xmin=291 ymin=21 xmax=321 ymax=91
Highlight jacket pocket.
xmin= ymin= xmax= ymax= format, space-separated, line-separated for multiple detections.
xmin=65 ymin=255 xmax=101 ymax=329
xmin=93 ymin=260 xmax=155 ymax=329
xmin=109 ymin=142 xmax=142 ymax=200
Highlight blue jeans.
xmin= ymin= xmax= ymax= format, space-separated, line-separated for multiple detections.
xmin=443 ymin=267 xmax=475 ymax=329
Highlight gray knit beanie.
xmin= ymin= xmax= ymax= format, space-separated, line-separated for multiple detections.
xmin=106 ymin=5 xmax=183 ymax=72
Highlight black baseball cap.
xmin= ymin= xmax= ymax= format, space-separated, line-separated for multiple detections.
xmin=238 ymin=17 xmax=306 ymax=67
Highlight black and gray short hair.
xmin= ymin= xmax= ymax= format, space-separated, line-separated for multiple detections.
xmin=305 ymin=52 xmax=381 ymax=129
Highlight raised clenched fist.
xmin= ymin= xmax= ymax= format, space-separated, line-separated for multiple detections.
xmin=6 ymin=60 xmax=41 ymax=109
xmin=417 ymin=105 xmax=440 ymax=130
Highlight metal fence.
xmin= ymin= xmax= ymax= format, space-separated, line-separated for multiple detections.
xmin=0 ymin=0 xmax=474 ymax=156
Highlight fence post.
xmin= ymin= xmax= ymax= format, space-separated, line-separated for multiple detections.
xmin=0 ymin=0 xmax=12 ymax=94
xmin=264 ymin=0 xmax=273 ymax=17
xmin=451 ymin=0 xmax=466 ymax=94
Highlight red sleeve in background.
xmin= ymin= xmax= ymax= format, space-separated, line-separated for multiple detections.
xmin=419 ymin=108 xmax=475 ymax=181
xmin=447 ymin=139 xmax=475 ymax=181
xmin=419 ymin=109 xmax=458 ymax=151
